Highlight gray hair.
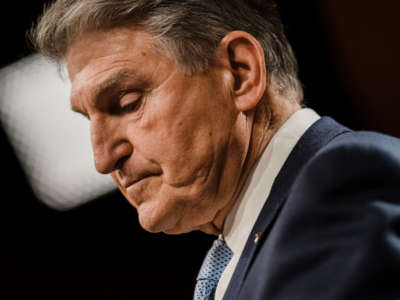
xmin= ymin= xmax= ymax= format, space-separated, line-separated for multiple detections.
xmin=30 ymin=0 xmax=303 ymax=101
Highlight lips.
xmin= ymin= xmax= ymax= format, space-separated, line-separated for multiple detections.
xmin=123 ymin=171 xmax=158 ymax=189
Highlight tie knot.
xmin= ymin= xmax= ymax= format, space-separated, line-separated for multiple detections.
xmin=196 ymin=238 xmax=233 ymax=281
xmin=194 ymin=238 xmax=233 ymax=299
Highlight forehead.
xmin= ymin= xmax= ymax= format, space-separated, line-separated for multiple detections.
xmin=66 ymin=27 xmax=157 ymax=81
xmin=66 ymin=27 xmax=173 ymax=111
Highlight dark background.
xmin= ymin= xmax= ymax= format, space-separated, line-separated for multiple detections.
xmin=1 ymin=1 xmax=399 ymax=299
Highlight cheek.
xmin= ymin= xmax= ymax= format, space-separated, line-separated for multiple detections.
xmin=160 ymin=118 xmax=215 ymax=180
xmin=125 ymin=76 xmax=236 ymax=187
xmin=131 ymin=93 xmax=214 ymax=163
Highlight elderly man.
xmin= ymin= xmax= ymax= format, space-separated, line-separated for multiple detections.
xmin=31 ymin=0 xmax=400 ymax=299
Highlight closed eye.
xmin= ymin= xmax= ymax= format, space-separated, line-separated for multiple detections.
xmin=119 ymin=91 xmax=142 ymax=113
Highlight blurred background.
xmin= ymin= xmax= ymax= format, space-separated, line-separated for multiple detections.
xmin=0 ymin=0 xmax=399 ymax=299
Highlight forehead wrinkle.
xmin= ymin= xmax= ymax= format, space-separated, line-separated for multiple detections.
xmin=93 ymin=69 xmax=140 ymax=102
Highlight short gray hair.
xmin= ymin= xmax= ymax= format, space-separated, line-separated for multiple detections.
xmin=30 ymin=0 xmax=303 ymax=101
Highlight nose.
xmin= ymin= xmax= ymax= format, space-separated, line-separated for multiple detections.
xmin=90 ymin=118 xmax=133 ymax=174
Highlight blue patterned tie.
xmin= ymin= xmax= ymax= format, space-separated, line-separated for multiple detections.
xmin=194 ymin=237 xmax=233 ymax=300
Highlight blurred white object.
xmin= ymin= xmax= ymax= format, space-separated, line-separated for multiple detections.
xmin=0 ymin=54 xmax=116 ymax=210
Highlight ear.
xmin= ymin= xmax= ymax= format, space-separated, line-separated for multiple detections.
xmin=217 ymin=31 xmax=267 ymax=112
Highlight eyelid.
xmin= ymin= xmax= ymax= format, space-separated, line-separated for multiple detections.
xmin=119 ymin=90 xmax=142 ymax=108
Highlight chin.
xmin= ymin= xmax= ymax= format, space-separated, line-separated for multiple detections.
xmin=137 ymin=206 xmax=202 ymax=235
xmin=138 ymin=214 xmax=196 ymax=235
xmin=137 ymin=201 xmax=181 ymax=234
xmin=133 ymin=182 xmax=217 ymax=234
xmin=163 ymin=225 xmax=199 ymax=235
xmin=137 ymin=212 xmax=165 ymax=233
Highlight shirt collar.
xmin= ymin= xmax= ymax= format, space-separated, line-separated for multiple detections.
xmin=222 ymin=108 xmax=320 ymax=254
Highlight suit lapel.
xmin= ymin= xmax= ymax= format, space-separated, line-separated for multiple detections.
xmin=222 ymin=117 xmax=350 ymax=300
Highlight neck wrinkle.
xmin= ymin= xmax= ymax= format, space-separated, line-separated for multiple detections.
xmin=218 ymin=101 xmax=272 ymax=233
xmin=221 ymin=97 xmax=300 ymax=234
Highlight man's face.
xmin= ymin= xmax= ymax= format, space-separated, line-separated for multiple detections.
xmin=67 ymin=27 xmax=240 ymax=234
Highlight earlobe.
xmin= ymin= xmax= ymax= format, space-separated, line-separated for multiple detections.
xmin=218 ymin=31 xmax=267 ymax=112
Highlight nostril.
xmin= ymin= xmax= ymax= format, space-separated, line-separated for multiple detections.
xmin=115 ymin=155 xmax=130 ymax=172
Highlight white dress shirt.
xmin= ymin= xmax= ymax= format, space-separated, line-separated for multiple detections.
xmin=215 ymin=108 xmax=321 ymax=300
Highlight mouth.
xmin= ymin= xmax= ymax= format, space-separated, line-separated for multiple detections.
xmin=124 ymin=172 xmax=158 ymax=190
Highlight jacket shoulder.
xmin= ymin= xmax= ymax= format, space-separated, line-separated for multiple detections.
xmin=239 ymin=130 xmax=400 ymax=299
xmin=300 ymin=130 xmax=400 ymax=192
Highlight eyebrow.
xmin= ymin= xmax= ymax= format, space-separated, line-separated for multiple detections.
xmin=93 ymin=69 xmax=139 ymax=101
xmin=71 ymin=69 xmax=140 ymax=117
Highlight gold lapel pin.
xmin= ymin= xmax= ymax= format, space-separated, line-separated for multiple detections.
xmin=254 ymin=232 xmax=262 ymax=245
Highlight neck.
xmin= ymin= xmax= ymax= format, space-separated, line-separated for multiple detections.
xmin=201 ymin=93 xmax=301 ymax=235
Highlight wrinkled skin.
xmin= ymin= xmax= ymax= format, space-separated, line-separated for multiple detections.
xmin=66 ymin=27 xmax=249 ymax=234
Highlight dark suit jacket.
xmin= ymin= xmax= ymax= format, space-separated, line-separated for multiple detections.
xmin=223 ymin=117 xmax=400 ymax=299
